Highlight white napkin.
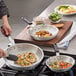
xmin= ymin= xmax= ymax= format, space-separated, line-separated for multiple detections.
xmin=57 ymin=22 xmax=76 ymax=49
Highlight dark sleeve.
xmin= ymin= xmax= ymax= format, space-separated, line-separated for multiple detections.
xmin=0 ymin=0 xmax=9 ymax=19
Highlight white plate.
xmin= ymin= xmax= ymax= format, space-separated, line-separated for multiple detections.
xmin=28 ymin=24 xmax=59 ymax=41
xmin=54 ymin=4 xmax=76 ymax=15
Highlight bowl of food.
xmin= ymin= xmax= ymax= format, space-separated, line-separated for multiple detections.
xmin=28 ymin=24 xmax=59 ymax=41
xmin=48 ymin=12 xmax=62 ymax=23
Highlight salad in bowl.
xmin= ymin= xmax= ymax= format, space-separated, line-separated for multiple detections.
xmin=48 ymin=12 xmax=62 ymax=23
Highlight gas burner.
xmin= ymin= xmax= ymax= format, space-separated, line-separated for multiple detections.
xmin=38 ymin=65 xmax=75 ymax=76
xmin=0 ymin=51 xmax=76 ymax=76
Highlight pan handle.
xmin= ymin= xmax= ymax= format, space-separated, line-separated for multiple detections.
xmin=21 ymin=17 xmax=32 ymax=25
xmin=53 ymin=44 xmax=60 ymax=56
xmin=1 ymin=26 xmax=15 ymax=46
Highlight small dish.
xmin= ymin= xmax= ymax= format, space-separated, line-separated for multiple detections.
xmin=32 ymin=16 xmax=45 ymax=25
xmin=28 ymin=24 xmax=59 ymax=41
xmin=54 ymin=4 xmax=76 ymax=15
xmin=48 ymin=12 xmax=62 ymax=23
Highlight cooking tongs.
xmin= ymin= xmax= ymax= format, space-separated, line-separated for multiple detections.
xmin=1 ymin=26 xmax=18 ymax=61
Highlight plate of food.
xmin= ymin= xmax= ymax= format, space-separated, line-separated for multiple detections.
xmin=28 ymin=24 xmax=59 ymax=41
xmin=54 ymin=4 xmax=76 ymax=15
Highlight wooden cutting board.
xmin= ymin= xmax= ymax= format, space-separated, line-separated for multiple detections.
xmin=14 ymin=21 xmax=73 ymax=46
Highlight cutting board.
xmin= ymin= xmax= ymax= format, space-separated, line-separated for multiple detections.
xmin=14 ymin=21 xmax=73 ymax=46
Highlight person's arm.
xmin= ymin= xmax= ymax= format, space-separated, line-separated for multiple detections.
xmin=2 ymin=15 xmax=12 ymax=35
xmin=0 ymin=0 xmax=9 ymax=18
xmin=0 ymin=0 xmax=12 ymax=36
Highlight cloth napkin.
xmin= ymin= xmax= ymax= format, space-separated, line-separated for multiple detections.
xmin=57 ymin=22 xmax=76 ymax=50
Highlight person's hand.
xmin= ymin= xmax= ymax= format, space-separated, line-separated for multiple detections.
xmin=0 ymin=48 xmax=6 ymax=58
xmin=1 ymin=15 xmax=12 ymax=36
xmin=26 ymin=25 xmax=33 ymax=29
xmin=1 ymin=23 xmax=12 ymax=36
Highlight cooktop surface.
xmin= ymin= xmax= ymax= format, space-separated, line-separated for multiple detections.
xmin=0 ymin=51 xmax=76 ymax=76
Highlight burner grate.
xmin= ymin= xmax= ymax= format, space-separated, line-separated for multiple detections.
xmin=0 ymin=51 xmax=76 ymax=76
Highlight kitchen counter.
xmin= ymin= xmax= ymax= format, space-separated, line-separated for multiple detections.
xmin=39 ymin=0 xmax=76 ymax=55
xmin=15 ymin=0 xmax=76 ymax=55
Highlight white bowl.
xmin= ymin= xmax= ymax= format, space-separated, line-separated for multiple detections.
xmin=50 ymin=18 xmax=62 ymax=23
xmin=48 ymin=12 xmax=63 ymax=23
xmin=28 ymin=24 xmax=59 ymax=41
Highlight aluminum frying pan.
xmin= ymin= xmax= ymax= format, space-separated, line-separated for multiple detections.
xmin=4 ymin=43 xmax=44 ymax=71
xmin=0 ymin=26 xmax=44 ymax=71
xmin=46 ymin=44 xmax=75 ymax=72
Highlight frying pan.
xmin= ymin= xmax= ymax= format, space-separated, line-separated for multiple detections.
xmin=46 ymin=44 xmax=75 ymax=72
xmin=4 ymin=43 xmax=44 ymax=71
xmin=1 ymin=26 xmax=44 ymax=71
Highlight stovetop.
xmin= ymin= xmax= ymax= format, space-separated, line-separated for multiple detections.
xmin=0 ymin=51 xmax=76 ymax=76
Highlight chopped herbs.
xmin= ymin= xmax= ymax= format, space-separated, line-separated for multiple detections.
xmin=58 ymin=6 xmax=69 ymax=10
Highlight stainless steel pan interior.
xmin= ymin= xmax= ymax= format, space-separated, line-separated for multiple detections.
xmin=4 ymin=43 xmax=44 ymax=71
xmin=46 ymin=44 xmax=75 ymax=72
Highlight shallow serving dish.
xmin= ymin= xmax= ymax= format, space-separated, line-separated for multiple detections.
xmin=54 ymin=4 xmax=76 ymax=15
xmin=28 ymin=24 xmax=59 ymax=41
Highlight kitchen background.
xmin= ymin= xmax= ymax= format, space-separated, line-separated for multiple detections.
xmin=0 ymin=0 xmax=76 ymax=55
xmin=0 ymin=0 xmax=54 ymax=49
